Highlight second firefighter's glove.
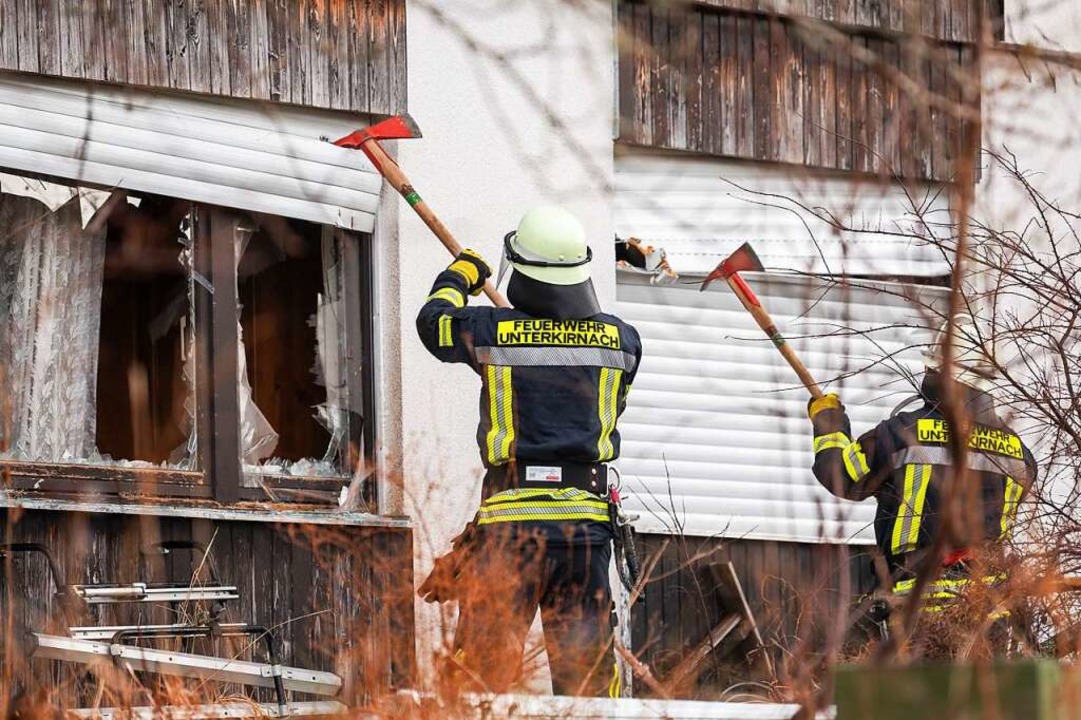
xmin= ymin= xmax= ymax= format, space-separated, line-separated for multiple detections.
xmin=447 ymin=249 xmax=492 ymax=296
xmin=808 ymin=393 xmax=843 ymax=420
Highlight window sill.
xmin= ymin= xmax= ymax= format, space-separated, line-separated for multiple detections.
xmin=1 ymin=460 xmax=208 ymax=497
xmin=0 ymin=490 xmax=411 ymax=529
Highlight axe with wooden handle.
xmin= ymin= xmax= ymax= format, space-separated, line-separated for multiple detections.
xmin=701 ymin=243 xmax=824 ymax=400
xmin=332 ymin=115 xmax=510 ymax=308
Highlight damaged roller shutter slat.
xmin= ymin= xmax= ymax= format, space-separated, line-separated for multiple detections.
xmin=0 ymin=71 xmax=382 ymax=231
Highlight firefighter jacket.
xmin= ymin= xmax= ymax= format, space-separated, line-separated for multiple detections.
xmin=811 ymin=377 xmax=1037 ymax=593
xmin=416 ymin=267 xmax=643 ymax=525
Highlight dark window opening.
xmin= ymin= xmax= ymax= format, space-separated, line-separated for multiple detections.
xmin=237 ymin=216 xmax=364 ymax=480
xmin=96 ymin=197 xmax=195 ymax=467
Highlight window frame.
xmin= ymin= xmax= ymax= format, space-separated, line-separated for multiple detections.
xmin=1 ymin=199 xmax=378 ymax=507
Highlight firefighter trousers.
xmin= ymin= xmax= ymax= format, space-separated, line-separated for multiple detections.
xmin=450 ymin=520 xmax=618 ymax=697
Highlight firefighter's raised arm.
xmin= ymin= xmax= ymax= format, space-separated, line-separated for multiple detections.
xmin=808 ymin=393 xmax=887 ymax=501
xmin=415 ymin=249 xmax=492 ymax=366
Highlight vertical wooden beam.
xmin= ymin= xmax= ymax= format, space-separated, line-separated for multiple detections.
xmin=15 ymin=0 xmax=39 ymax=73
xmin=84 ymin=0 xmax=106 ymax=80
xmin=803 ymin=36 xmax=822 ymax=168
xmin=266 ymin=0 xmax=289 ymax=102
xmin=386 ymin=0 xmax=406 ymax=114
xmin=702 ymin=11 xmax=721 ymax=156
xmin=165 ymin=0 xmax=191 ymax=91
xmin=188 ymin=0 xmax=213 ymax=94
xmin=103 ymin=0 xmax=129 ymax=83
xmin=883 ymin=39 xmax=901 ymax=175
xmin=36 ymin=0 xmax=60 ymax=75
xmin=144 ymin=0 xmax=168 ymax=87
xmin=667 ymin=7 xmax=688 ymax=149
xmin=225 ymin=0 xmax=252 ymax=98
xmin=208 ymin=0 xmax=232 ymax=96
xmin=718 ymin=12 xmax=737 ymax=156
xmin=328 ymin=0 xmax=351 ymax=110
xmin=820 ymin=32 xmax=837 ymax=168
xmin=851 ymin=37 xmax=871 ymax=173
xmin=0 ymin=1 xmax=22 ymax=69
xmin=309 ymin=0 xmax=329 ymax=108
xmin=368 ymin=0 xmax=391 ymax=114
xmin=865 ymin=37 xmax=884 ymax=175
xmin=752 ymin=16 xmax=771 ymax=161
xmin=126 ymin=0 xmax=149 ymax=86
xmin=631 ymin=2 xmax=652 ymax=146
xmin=348 ymin=0 xmax=370 ymax=112
xmin=249 ymin=0 xmax=270 ymax=100
xmin=289 ymin=0 xmax=311 ymax=106
xmin=649 ymin=6 xmax=669 ymax=148
xmin=204 ymin=208 xmax=242 ymax=503
xmin=684 ymin=10 xmax=704 ymax=153
xmin=833 ymin=30 xmax=852 ymax=171
xmin=735 ymin=14 xmax=754 ymax=158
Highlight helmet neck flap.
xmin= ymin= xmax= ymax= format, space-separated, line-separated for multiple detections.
xmin=507 ymin=270 xmax=601 ymax=320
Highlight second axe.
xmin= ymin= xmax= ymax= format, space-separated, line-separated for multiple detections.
xmin=700 ymin=243 xmax=824 ymax=400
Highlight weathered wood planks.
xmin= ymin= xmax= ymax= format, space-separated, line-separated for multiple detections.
xmin=0 ymin=507 xmax=416 ymax=706
xmin=617 ymin=1 xmax=980 ymax=183
xmin=694 ymin=0 xmax=999 ymax=44
xmin=631 ymin=533 xmax=877 ymax=696
xmin=0 ymin=0 xmax=406 ymax=114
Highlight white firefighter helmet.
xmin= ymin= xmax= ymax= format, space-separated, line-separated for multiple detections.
xmin=499 ymin=205 xmax=601 ymax=320
xmin=923 ymin=313 xmax=998 ymax=393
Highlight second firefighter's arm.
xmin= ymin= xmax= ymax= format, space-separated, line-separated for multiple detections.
xmin=808 ymin=395 xmax=888 ymax=501
xmin=415 ymin=250 xmax=492 ymax=366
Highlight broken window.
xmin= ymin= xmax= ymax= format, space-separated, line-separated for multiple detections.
xmin=0 ymin=171 xmax=375 ymax=502
xmin=237 ymin=217 xmax=363 ymax=481
xmin=0 ymin=180 xmax=196 ymax=470
xmin=96 ymin=196 xmax=197 ymax=468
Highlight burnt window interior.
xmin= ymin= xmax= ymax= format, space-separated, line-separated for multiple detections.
xmin=96 ymin=196 xmax=194 ymax=467
xmin=1 ymin=171 xmax=374 ymax=500
xmin=237 ymin=216 xmax=358 ymax=478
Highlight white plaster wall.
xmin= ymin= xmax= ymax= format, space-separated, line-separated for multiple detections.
xmin=1005 ymin=0 xmax=1081 ymax=54
xmin=975 ymin=46 xmax=1081 ymax=522
xmin=384 ymin=0 xmax=616 ymax=689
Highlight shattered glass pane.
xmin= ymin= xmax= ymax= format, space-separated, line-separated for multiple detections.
xmin=237 ymin=217 xmax=358 ymax=480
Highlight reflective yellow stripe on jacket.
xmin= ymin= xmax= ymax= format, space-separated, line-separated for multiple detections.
xmin=485 ymin=365 xmax=515 ymax=465
xmin=890 ymin=464 xmax=932 ymax=554
xmin=1000 ymin=476 xmax=1023 ymax=539
xmin=597 ymin=367 xmax=622 ymax=461
xmin=893 ymin=573 xmax=1009 ymax=614
xmin=438 ymin=315 xmax=454 ymax=347
xmin=427 ymin=286 xmax=465 ymax=307
xmin=477 ymin=488 xmax=610 ymax=525
xmin=812 ymin=432 xmax=870 ymax=483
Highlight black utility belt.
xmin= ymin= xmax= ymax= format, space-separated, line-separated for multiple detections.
xmin=484 ymin=462 xmax=610 ymax=496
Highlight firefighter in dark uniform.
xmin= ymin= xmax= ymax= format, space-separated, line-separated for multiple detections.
xmin=808 ymin=316 xmax=1037 ymax=646
xmin=415 ymin=206 xmax=642 ymax=696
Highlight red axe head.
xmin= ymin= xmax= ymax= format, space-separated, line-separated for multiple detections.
xmin=331 ymin=113 xmax=423 ymax=149
xmin=700 ymin=242 xmax=764 ymax=291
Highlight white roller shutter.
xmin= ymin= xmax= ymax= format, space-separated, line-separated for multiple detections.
xmin=616 ymin=273 xmax=946 ymax=544
xmin=615 ymin=148 xmax=952 ymax=277
xmin=0 ymin=71 xmax=381 ymax=230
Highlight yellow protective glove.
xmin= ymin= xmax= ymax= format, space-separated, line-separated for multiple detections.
xmin=807 ymin=393 xmax=842 ymax=420
xmin=447 ymin=249 xmax=492 ymax=296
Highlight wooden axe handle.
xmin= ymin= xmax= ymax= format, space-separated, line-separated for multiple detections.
xmin=724 ymin=274 xmax=825 ymax=400
xmin=362 ymin=139 xmax=510 ymax=308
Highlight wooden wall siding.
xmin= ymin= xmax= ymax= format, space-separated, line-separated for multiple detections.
xmin=691 ymin=0 xmax=1001 ymax=44
xmin=0 ymin=509 xmax=415 ymax=705
xmin=0 ymin=0 xmax=406 ymax=114
xmin=631 ymin=534 xmax=877 ymax=698
xmin=617 ymin=1 xmax=979 ymax=183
